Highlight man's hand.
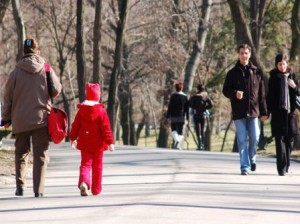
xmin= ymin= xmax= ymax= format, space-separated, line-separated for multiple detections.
xmin=236 ymin=91 xmax=244 ymax=100
xmin=0 ymin=120 xmax=11 ymax=128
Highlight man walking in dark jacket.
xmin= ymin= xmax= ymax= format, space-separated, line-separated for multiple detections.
xmin=222 ymin=44 xmax=268 ymax=175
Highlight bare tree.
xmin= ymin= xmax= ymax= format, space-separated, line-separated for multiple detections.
xmin=290 ymin=0 xmax=300 ymax=149
xmin=92 ymin=0 xmax=102 ymax=84
xmin=11 ymin=0 xmax=26 ymax=62
xmin=76 ymin=0 xmax=86 ymax=102
xmin=34 ymin=0 xmax=77 ymax=141
xmin=183 ymin=0 xmax=212 ymax=95
xmin=250 ymin=0 xmax=266 ymax=52
xmin=290 ymin=0 xmax=300 ymax=62
xmin=107 ymin=0 xmax=129 ymax=135
xmin=226 ymin=0 xmax=263 ymax=69
xmin=0 ymin=0 xmax=10 ymax=25
xmin=157 ymin=69 xmax=175 ymax=148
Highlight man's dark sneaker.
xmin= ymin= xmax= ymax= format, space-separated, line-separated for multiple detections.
xmin=15 ymin=187 xmax=24 ymax=196
xmin=278 ymin=172 xmax=285 ymax=176
xmin=241 ymin=171 xmax=248 ymax=175
xmin=34 ymin=193 xmax=44 ymax=198
xmin=251 ymin=163 xmax=256 ymax=171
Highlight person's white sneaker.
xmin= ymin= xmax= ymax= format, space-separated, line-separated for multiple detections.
xmin=80 ymin=182 xmax=88 ymax=196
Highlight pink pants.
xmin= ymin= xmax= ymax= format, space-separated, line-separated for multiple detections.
xmin=79 ymin=150 xmax=104 ymax=195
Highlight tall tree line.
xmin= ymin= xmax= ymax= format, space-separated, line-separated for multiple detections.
xmin=0 ymin=0 xmax=299 ymax=149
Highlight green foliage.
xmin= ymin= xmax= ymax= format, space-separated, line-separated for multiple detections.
xmin=260 ymin=0 xmax=294 ymax=70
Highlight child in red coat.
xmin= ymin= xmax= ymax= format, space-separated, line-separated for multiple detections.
xmin=70 ymin=83 xmax=114 ymax=196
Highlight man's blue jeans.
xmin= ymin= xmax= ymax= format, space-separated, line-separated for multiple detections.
xmin=234 ymin=117 xmax=260 ymax=172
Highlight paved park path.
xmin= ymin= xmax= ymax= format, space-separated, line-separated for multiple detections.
xmin=1 ymin=142 xmax=300 ymax=224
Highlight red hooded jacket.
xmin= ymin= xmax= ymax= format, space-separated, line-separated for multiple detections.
xmin=70 ymin=102 xmax=114 ymax=152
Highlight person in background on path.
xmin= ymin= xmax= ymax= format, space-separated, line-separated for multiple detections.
xmin=267 ymin=54 xmax=299 ymax=176
xmin=166 ymin=81 xmax=189 ymax=150
xmin=222 ymin=44 xmax=268 ymax=175
xmin=1 ymin=38 xmax=62 ymax=197
xmin=189 ymin=84 xmax=213 ymax=150
xmin=70 ymin=83 xmax=115 ymax=196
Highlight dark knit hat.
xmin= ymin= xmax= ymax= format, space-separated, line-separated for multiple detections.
xmin=23 ymin=38 xmax=39 ymax=54
xmin=86 ymin=83 xmax=101 ymax=101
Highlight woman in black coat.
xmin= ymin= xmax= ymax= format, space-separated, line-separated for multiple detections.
xmin=166 ymin=82 xmax=189 ymax=149
xmin=189 ymin=84 xmax=213 ymax=150
xmin=267 ymin=54 xmax=300 ymax=176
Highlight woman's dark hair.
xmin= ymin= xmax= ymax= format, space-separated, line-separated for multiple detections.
xmin=23 ymin=38 xmax=39 ymax=54
xmin=197 ymin=84 xmax=205 ymax=92
xmin=275 ymin=54 xmax=288 ymax=67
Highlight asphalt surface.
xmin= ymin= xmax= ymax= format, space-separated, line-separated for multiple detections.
xmin=1 ymin=142 xmax=300 ymax=224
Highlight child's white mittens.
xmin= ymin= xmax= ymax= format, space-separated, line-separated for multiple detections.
xmin=288 ymin=79 xmax=297 ymax=89
xmin=108 ymin=144 xmax=115 ymax=152
xmin=71 ymin=140 xmax=77 ymax=149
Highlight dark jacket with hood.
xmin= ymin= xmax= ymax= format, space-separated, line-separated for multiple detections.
xmin=70 ymin=101 xmax=114 ymax=152
xmin=189 ymin=91 xmax=213 ymax=117
xmin=267 ymin=68 xmax=299 ymax=137
xmin=2 ymin=54 xmax=61 ymax=134
xmin=222 ymin=61 xmax=268 ymax=120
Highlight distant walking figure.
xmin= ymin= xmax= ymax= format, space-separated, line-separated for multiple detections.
xmin=70 ymin=83 xmax=115 ymax=196
xmin=166 ymin=81 xmax=189 ymax=150
xmin=189 ymin=84 xmax=213 ymax=150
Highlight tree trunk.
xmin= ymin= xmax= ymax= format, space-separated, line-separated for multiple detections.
xmin=157 ymin=69 xmax=175 ymax=148
xmin=290 ymin=0 xmax=300 ymax=61
xmin=93 ymin=0 xmax=102 ymax=84
xmin=107 ymin=0 xmax=129 ymax=135
xmin=183 ymin=0 xmax=212 ymax=94
xmin=221 ymin=119 xmax=232 ymax=152
xmin=204 ymin=115 xmax=214 ymax=151
xmin=12 ymin=0 xmax=26 ymax=62
xmin=0 ymin=0 xmax=10 ymax=24
xmin=120 ymin=83 xmax=130 ymax=145
xmin=129 ymin=91 xmax=136 ymax=145
xmin=136 ymin=120 xmax=145 ymax=145
xmin=227 ymin=0 xmax=263 ymax=69
xmin=293 ymin=134 xmax=300 ymax=150
xmin=76 ymin=0 xmax=86 ymax=102
xmin=145 ymin=81 xmax=158 ymax=142
xmin=250 ymin=0 xmax=266 ymax=53
xmin=136 ymin=103 xmax=150 ymax=145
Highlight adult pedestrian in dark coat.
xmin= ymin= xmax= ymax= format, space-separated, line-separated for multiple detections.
xmin=166 ymin=82 xmax=189 ymax=149
xmin=267 ymin=53 xmax=300 ymax=176
xmin=189 ymin=84 xmax=213 ymax=150
xmin=223 ymin=44 xmax=268 ymax=175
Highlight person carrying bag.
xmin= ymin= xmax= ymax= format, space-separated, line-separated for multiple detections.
xmin=1 ymin=38 xmax=62 ymax=197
